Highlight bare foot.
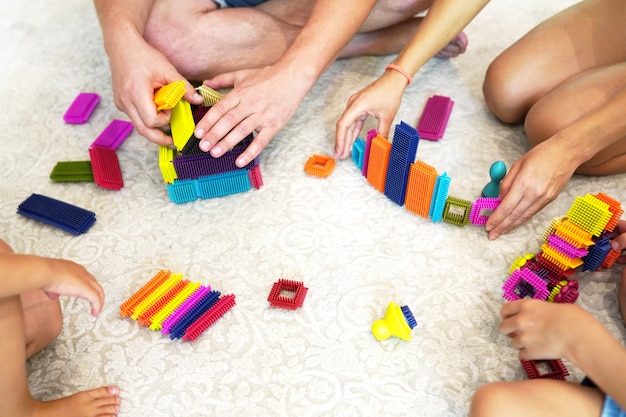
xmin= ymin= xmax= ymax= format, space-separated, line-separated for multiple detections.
xmin=32 ymin=386 xmax=120 ymax=417
xmin=435 ymin=32 xmax=469 ymax=58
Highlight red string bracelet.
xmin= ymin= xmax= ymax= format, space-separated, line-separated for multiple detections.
xmin=385 ymin=63 xmax=413 ymax=86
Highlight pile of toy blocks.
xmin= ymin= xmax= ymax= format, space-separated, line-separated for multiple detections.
xmin=120 ymin=269 xmax=236 ymax=342
xmin=351 ymin=120 xmax=500 ymax=226
xmin=154 ymin=82 xmax=263 ymax=204
xmin=502 ymin=192 xmax=623 ymax=380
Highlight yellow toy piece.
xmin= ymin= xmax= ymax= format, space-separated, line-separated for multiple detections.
xmin=509 ymin=253 xmax=535 ymax=275
xmin=170 ymin=99 xmax=195 ymax=151
xmin=372 ymin=301 xmax=415 ymax=341
xmin=158 ymin=146 xmax=178 ymax=183
xmin=566 ymin=194 xmax=612 ymax=237
xmin=154 ymin=81 xmax=186 ymax=111
xmin=131 ymin=272 xmax=183 ymax=320
xmin=149 ymin=281 xmax=201 ymax=331
xmin=196 ymin=85 xmax=224 ymax=107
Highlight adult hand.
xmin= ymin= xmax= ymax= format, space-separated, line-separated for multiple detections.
xmin=499 ymin=299 xmax=591 ymax=361
xmin=485 ymin=140 xmax=577 ymax=239
xmin=194 ymin=64 xmax=312 ymax=168
xmin=108 ymin=35 xmax=202 ymax=146
xmin=335 ymin=75 xmax=405 ymax=159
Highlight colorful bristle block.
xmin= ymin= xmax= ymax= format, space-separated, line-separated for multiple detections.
xmin=352 ymin=136 xmax=366 ymax=170
xmin=89 ymin=145 xmax=124 ymax=190
xmin=161 ymin=285 xmax=211 ymax=335
xmin=502 ymin=268 xmax=549 ymax=302
xmin=64 ymin=92 xmax=100 ymax=124
xmin=366 ymin=134 xmax=392 ymax=192
xmin=267 ymin=279 xmax=308 ymax=310
xmin=154 ymin=81 xmax=186 ymax=111
xmin=170 ymin=99 xmax=195 ymax=151
xmin=429 ymin=172 xmax=451 ymax=222
xmin=182 ymin=294 xmax=236 ymax=342
xmin=50 ymin=161 xmax=94 ymax=182
xmin=565 ymin=194 xmax=612 ymax=237
xmin=404 ymin=160 xmax=437 ymax=218
xmin=170 ymin=290 xmax=221 ymax=339
xmin=91 ymin=119 xmax=133 ymax=150
xmin=384 ymin=121 xmax=420 ymax=206
xmin=469 ymin=197 xmax=501 ymax=225
xmin=17 ymin=193 xmax=96 ymax=235
xmin=304 ymin=154 xmax=336 ymax=178
xmin=442 ymin=196 xmax=472 ymax=226
xmin=196 ymin=85 xmax=224 ymax=107
xmin=158 ymin=146 xmax=178 ymax=183
xmin=521 ymin=359 xmax=569 ymax=380
xmin=248 ymin=164 xmax=263 ymax=189
xmin=361 ymin=129 xmax=377 ymax=177
xmin=120 ymin=270 xmax=172 ymax=317
xmin=417 ymin=95 xmax=454 ymax=141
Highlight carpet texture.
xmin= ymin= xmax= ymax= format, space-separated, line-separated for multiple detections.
xmin=1 ymin=0 xmax=624 ymax=416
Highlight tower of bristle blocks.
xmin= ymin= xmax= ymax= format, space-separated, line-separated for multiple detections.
xmin=351 ymin=121 xmax=499 ymax=226
xmin=503 ymin=192 xmax=623 ymax=380
xmin=154 ymin=82 xmax=263 ymax=204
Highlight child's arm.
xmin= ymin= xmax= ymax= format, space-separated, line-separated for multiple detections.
xmin=0 ymin=242 xmax=104 ymax=316
xmin=500 ymin=299 xmax=626 ymax=410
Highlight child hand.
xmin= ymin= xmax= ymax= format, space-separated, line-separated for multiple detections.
xmin=498 ymin=299 xmax=595 ymax=361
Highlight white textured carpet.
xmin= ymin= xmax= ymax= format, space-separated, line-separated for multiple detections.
xmin=1 ymin=1 xmax=625 ymax=416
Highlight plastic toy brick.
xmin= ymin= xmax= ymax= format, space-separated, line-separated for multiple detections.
xmin=546 ymin=234 xmax=588 ymax=259
xmin=366 ymin=134 xmax=392 ymax=192
xmin=159 ymin=146 xmax=178 ymax=183
xmin=91 ymin=119 xmax=133 ymax=150
xmin=429 ymin=172 xmax=451 ymax=222
xmin=582 ymin=238 xmax=612 ymax=272
xmin=17 ymin=193 xmax=96 ymax=235
xmin=89 ymin=145 xmax=124 ymax=190
xmin=502 ymin=268 xmax=549 ymax=301
xmin=161 ymin=285 xmax=211 ymax=335
xmin=268 ymin=279 xmax=308 ymax=310
xmin=352 ymin=136 xmax=366 ymax=170
xmin=154 ymin=80 xmax=186 ymax=111
xmin=565 ymin=194 xmax=612 ymax=237
xmin=120 ymin=270 xmax=172 ymax=317
xmin=416 ymin=95 xmax=454 ymax=141
xmin=442 ymin=196 xmax=472 ymax=226
xmin=304 ymin=154 xmax=336 ymax=178
xmin=182 ymin=294 xmax=236 ymax=341
xmin=384 ymin=121 xmax=420 ymax=205
xmin=521 ymin=359 xmax=569 ymax=380
xmin=170 ymin=290 xmax=221 ymax=339
xmin=64 ymin=92 xmax=100 ymax=124
xmin=196 ymin=170 xmax=252 ymax=199
xmin=138 ymin=279 xmax=190 ymax=326
xmin=149 ymin=281 xmax=202 ymax=331
xmin=361 ymin=129 xmax=377 ymax=177
xmin=49 ymin=161 xmax=94 ymax=182
xmin=404 ymin=160 xmax=437 ymax=218
xmin=131 ymin=272 xmax=183 ymax=320
xmin=196 ymin=85 xmax=224 ymax=107
xmin=594 ymin=192 xmax=624 ymax=233
xmin=539 ymin=243 xmax=584 ymax=271
xmin=602 ymin=247 xmax=621 ymax=269
xmin=167 ymin=179 xmax=198 ymax=204
xmin=371 ymin=301 xmax=417 ymax=341
xmin=509 ymin=253 xmax=536 ymax=275
xmin=248 ymin=164 xmax=263 ymax=189
xmin=173 ymin=144 xmax=256 ymax=180
xmin=469 ymin=197 xmax=500 ymax=225
xmin=170 ymin=99 xmax=195 ymax=151
xmin=552 ymin=280 xmax=579 ymax=304
xmin=180 ymin=135 xmax=202 ymax=156
xmin=553 ymin=220 xmax=595 ymax=248
xmin=192 ymin=104 xmax=210 ymax=124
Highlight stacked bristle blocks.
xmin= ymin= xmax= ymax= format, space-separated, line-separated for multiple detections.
xmin=155 ymin=82 xmax=263 ymax=204
xmin=120 ymin=270 xmax=235 ymax=342
xmin=352 ymin=121 xmax=500 ymax=227
xmin=502 ymin=193 xmax=623 ymax=380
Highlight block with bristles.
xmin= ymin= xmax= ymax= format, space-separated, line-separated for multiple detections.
xmin=120 ymin=270 xmax=172 ymax=317
xmin=196 ymin=85 xmax=224 ymax=107
xmin=565 ymin=194 xmax=612 ymax=237
xmin=89 ymin=145 xmax=124 ymax=190
xmin=91 ymin=119 xmax=133 ymax=150
xmin=384 ymin=121 xmax=419 ymax=205
xmin=50 ymin=161 xmax=94 ymax=182
xmin=304 ymin=154 xmax=336 ymax=178
xmin=442 ymin=196 xmax=472 ymax=226
xmin=17 ymin=193 xmax=96 ymax=235
xmin=182 ymin=294 xmax=236 ymax=341
xmin=417 ymin=95 xmax=454 ymax=141
xmin=268 ymin=279 xmax=308 ymax=310
xmin=154 ymin=81 xmax=186 ymax=110
xmin=521 ymin=359 xmax=569 ymax=380
xmin=64 ymin=92 xmax=100 ymax=124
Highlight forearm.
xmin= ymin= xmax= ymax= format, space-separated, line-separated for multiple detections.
xmin=0 ymin=253 xmax=53 ymax=299
xmin=278 ymin=0 xmax=378 ymax=89
xmin=566 ymin=318 xmax=626 ymax=410
xmin=394 ymin=0 xmax=489 ymax=75
xmin=93 ymin=0 xmax=154 ymax=55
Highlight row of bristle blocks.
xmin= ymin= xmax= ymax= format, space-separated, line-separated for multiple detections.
xmin=502 ymin=192 xmax=623 ymax=380
xmin=55 ymin=92 xmax=133 ymax=190
xmin=154 ymin=82 xmax=264 ymax=203
xmin=351 ymin=121 xmax=500 ymax=226
xmin=120 ymin=270 xmax=235 ymax=342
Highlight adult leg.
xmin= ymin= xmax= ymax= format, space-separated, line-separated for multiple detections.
xmin=483 ymin=0 xmax=626 ymax=124
xmin=144 ymin=0 xmax=457 ymax=80
xmin=469 ymin=379 xmax=604 ymax=417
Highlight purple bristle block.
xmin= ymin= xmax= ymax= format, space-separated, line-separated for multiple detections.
xmin=161 ymin=285 xmax=211 ymax=335
xmin=91 ymin=119 xmax=134 ymax=150
xmin=64 ymin=92 xmax=100 ymax=124
xmin=417 ymin=95 xmax=454 ymax=141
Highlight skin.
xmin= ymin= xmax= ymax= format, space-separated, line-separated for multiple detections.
xmin=482 ymin=0 xmax=626 ymax=239
xmin=469 ymin=221 xmax=626 ymax=417
xmin=0 ymin=239 xmax=120 ymax=417
xmin=93 ymin=0 xmax=468 ymax=168
xmin=335 ymin=0 xmax=488 ymax=159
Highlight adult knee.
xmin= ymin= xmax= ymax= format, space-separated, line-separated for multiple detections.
xmin=468 ymin=383 xmax=511 ymax=417
xmin=483 ymin=56 xmax=527 ymax=124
